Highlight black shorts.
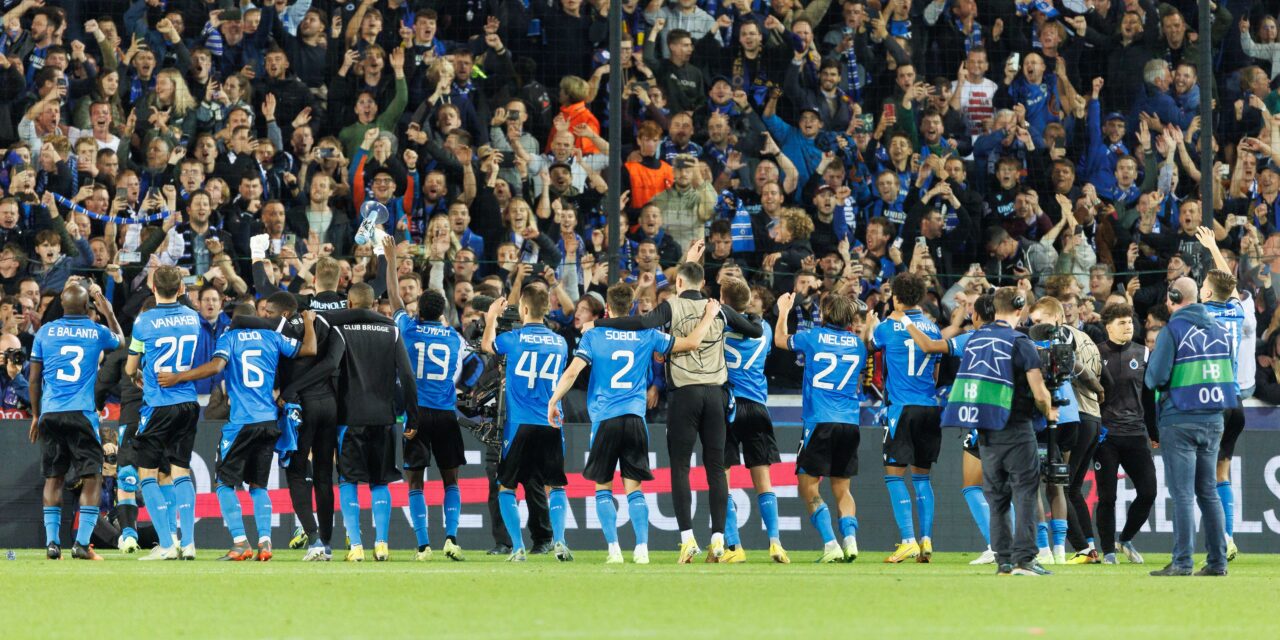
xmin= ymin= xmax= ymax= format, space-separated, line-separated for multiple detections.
xmin=797 ymin=422 xmax=860 ymax=478
xmin=583 ymin=415 xmax=654 ymax=484
xmin=1220 ymin=406 xmax=1245 ymax=461
xmin=726 ymin=399 xmax=781 ymax=468
xmin=116 ymin=422 xmax=138 ymax=470
xmin=883 ymin=405 xmax=942 ymax=468
xmin=337 ymin=424 xmax=400 ymax=485
xmin=403 ymin=408 xmax=467 ymax=471
xmin=40 ymin=411 xmax=102 ymax=479
xmin=497 ymin=425 xmax=568 ymax=489
xmin=962 ymin=429 xmax=981 ymax=459
xmin=1037 ymin=422 xmax=1079 ymax=454
xmin=215 ymin=421 xmax=281 ymax=488
xmin=132 ymin=402 xmax=200 ymax=470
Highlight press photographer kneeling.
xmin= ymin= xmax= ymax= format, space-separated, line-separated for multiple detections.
xmin=942 ymin=288 xmax=1057 ymax=576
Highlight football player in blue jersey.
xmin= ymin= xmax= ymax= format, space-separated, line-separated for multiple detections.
xmin=124 ymin=266 xmax=204 ymax=561
xmin=776 ymin=291 xmax=867 ymax=563
xmin=482 ymin=284 xmax=571 ymax=562
xmin=899 ymin=292 xmax=998 ymax=565
xmin=387 ymin=237 xmax=478 ymax=562
xmin=29 ymin=283 xmax=123 ymax=561
xmin=1196 ymin=228 xmax=1249 ymax=561
xmin=159 ymin=304 xmax=317 ymax=561
xmin=719 ymin=278 xmax=788 ymax=564
xmin=547 ymin=282 xmax=721 ymax=564
xmin=867 ymin=272 xmax=943 ymax=563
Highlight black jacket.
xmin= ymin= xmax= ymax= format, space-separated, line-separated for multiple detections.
xmin=325 ymin=308 xmax=418 ymax=428
xmin=1099 ymin=339 xmax=1158 ymax=441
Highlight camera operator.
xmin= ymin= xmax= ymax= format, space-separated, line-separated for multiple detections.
xmin=0 ymin=333 xmax=30 ymax=410
xmin=1144 ymin=277 xmax=1231 ymax=577
xmin=943 ymin=287 xmax=1058 ymax=576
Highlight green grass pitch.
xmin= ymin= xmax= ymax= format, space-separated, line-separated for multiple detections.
xmin=3 ymin=549 xmax=1278 ymax=638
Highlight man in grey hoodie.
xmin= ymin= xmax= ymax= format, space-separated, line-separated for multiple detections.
xmin=1144 ymin=277 xmax=1231 ymax=577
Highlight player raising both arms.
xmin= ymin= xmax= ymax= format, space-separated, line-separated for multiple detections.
xmin=775 ymin=292 xmax=867 ymax=563
xmin=159 ymin=304 xmax=316 ymax=561
xmin=125 ymin=266 xmax=203 ymax=561
xmin=867 ymin=272 xmax=944 ymax=563
xmin=30 ymin=283 xmax=123 ymax=560
xmin=483 ymin=285 xmax=570 ymax=563
xmin=548 ymin=282 xmax=721 ymax=564
xmin=386 ymin=237 xmax=475 ymax=561
xmin=720 ymin=278 xmax=787 ymax=564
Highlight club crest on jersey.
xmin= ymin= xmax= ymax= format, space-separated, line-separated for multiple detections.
xmin=1130 ymin=359 xmax=1139 ymax=369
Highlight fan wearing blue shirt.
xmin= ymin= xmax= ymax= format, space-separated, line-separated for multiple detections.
xmin=776 ymin=292 xmax=867 ymax=563
xmin=124 ymin=266 xmax=203 ymax=561
xmin=547 ymin=282 xmax=720 ymax=565
xmin=29 ymin=283 xmax=123 ymax=561
xmin=159 ymin=304 xmax=316 ymax=562
xmin=389 ymin=255 xmax=477 ymax=562
xmin=719 ymin=278 xmax=788 ymax=564
xmin=482 ymin=284 xmax=570 ymax=563
xmin=867 ymin=271 xmax=943 ymax=564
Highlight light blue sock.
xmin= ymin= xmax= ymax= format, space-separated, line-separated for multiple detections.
xmin=1217 ymin=481 xmax=1234 ymax=537
xmin=118 ymin=496 xmax=138 ymax=540
xmin=911 ymin=473 xmax=935 ymax=539
xmin=250 ymin=487 xmax=272 ymax=543
xmin=408 ymin=489 xmax=429 ymax=548
xmin=43 ymin=506 xmax=60 ymax=546
xmin=838 ymin=516 xmax=858 ymax=539
xmin=595 ymin=490 xmax=618 ymax=545
xmin=173 ymin=476 xmax=196 ymax=547
xmin=1036 ymin=521 xmax=1049 ymax=549
xmin=1051 ymin=518 xmax=1068 ymax=547
xmin=884 ymin=476 xmax=915 ymax=541
xmin=809 ymin=504 xmax=835 ymax=544
xmin=549 ymin=488 xmax=568 ymax=544
xmin=962 ymin=486 xmax=991 ymax=546
xmin=724 ymin=495 xmax=740 ymax=547
xmin=159 ymin=482 xmax=178 ymax=536
xmin=370 ymin=484 xmax=391 ymax=545
xmin=339 ymin=482 xmax=362 ymax=547
xmin=627 ymin=491 xmax=648 ymax=546
xmin=444 ymin=484 xmax=461 ymax=539
xmin=216 ymin=484 xmax=246 ymax=541
xmin=498 ymin=490 xmax=524 ymax=551
xmin=76 ymin=506 xmax=99 ymax=546
xmin=140 ymin=478 xmax=172 ymax=547
xmin=757 ymin=492 xmax=780 ymax=540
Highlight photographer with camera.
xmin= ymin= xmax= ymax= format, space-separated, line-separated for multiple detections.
xmin=1144 ymin=277 xmax=1232 ymax=577
xmin=0 ymin=333 xmax=30 ymax=410
xmin=942 ymin=287 xmax=1058 ymax=576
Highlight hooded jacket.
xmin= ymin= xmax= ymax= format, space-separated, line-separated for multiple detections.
xmin=1145 ymin=303 xmax=1230 ymax=426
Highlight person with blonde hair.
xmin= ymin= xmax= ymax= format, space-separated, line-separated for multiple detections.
xmin=139 ymin=68 xmax=198 ymax=143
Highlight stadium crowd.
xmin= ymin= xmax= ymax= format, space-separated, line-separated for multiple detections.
xmin=1 ymin=0 xmax=1271 ymax=569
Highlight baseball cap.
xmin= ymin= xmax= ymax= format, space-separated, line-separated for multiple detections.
xmin=1103 ymin=112 xmax=1125 ymax=123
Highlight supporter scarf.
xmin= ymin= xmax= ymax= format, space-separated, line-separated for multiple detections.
xmin=129 ymin=74 xmax=155 ymax=105
xmin=53 ymin=193 xmax=169 ymax=225
xmin=954 ymin=18 xmax=982 ymax=53
xmin=715 ymin=190 xmax=755 ymax=254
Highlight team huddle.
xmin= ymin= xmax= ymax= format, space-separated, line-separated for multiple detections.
xmin=30 ymin=232 xmax=1249 ymax=568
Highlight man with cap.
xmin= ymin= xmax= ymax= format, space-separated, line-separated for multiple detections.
xmin=761 ymin=89 xmax=824 ymax=202
xmin=1145 ymin=276 xmax=1233 ymax=577
xmin=1081 ymin=77 xmax=1130 ymax=192
xmin=650 ymin=154 xmax=717 ymax=253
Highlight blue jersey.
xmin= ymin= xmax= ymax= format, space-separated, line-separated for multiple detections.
xmin=215 ymin=328 xmax=300 ymax=425
xmin=1204 ymin=300 xmax=1245 ymax=395
xmin=395 ymin=310 xmax=470 ymax=410
xmin=494 ymin=324 xmax=567 ymax=446
xmin=130 ymin=302 xmax=201 ymax=407
xmin=574 ymin=327 xmax=674 ymax=429
xmin=32 ymin=315 xmax=120 ymax=420
xmin=872 ymin=310 xmax=941 ymax=406
xmin=790 ymin=325 xmax=867 ymax=428
xmin=725 ymin=320 xmax=770 ymax=405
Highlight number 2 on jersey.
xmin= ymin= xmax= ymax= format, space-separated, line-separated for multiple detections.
xmin=154 ymin=335 xmax=197 ymax=373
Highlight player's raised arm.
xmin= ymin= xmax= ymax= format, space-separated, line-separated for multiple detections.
xmin=774 ymin=293 xmax=795 ymax=350
xmin=893 ymin=309 xmax=948 ymax=354
xmin=90 ymin=285 xmax=123 ymax=341
xmin=384 ymin=235 xmax=405 ymax=313
xmin=297 ymin=310 xmax=318 ymax=358
xmin=481 ymin=296 xmax=507 ymax=355
xmin=548 ymin=357 xmax=589 ymax=427
xmin=672 ymin=299 xmax=722 ymax=353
